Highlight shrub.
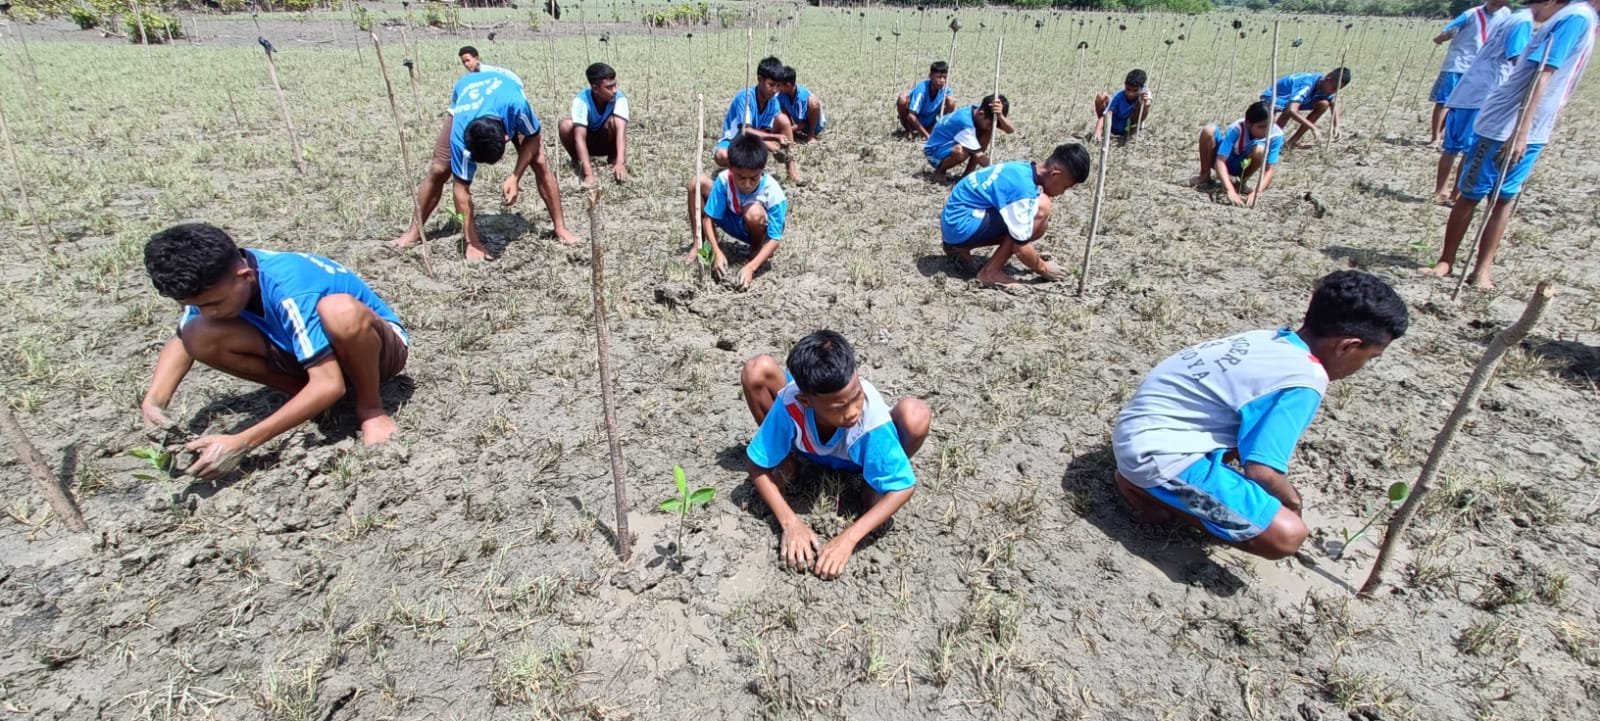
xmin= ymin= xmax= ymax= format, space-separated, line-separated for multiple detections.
xmin=70 ymin=6 xmax=100 ymax=28
xmin=125 ymin=10 xmax=183 ymax=43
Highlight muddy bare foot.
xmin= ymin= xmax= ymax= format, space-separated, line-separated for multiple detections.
xmin=976 ymin=268 xmax=1016 ymax=285
xmin=942 ymin=246 xmax=980 ymax=275
xmin=1471 ymin=276 xmax=1497 ymax=290
xmin=1418 ymin=262 xmax=1451 ymax=277
xmin=392 ymin=229 xmax=421 ymax=248
xmin=465 ymin=243 xmax=491 ymax=261
xmin=360 ymin=415 xmax=398 ymax=445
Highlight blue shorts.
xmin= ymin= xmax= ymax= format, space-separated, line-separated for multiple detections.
xmin=714 ymin=211 xmax=753 ymax=242
xmin=1143 ymin=450 xmax=1282 ymax=543
xmin=1456 ymin=138 xmax=1544 ymax=201
xmin=925 ymin=143 xmax=957 ymax=169
xmin=1441 ymin=107 xmax=1479 ymax=155
xmin=941 ymin=208 xmax=1008 ymax=248
xmin=916 ymin=114 xmax=940 ymax=132
xmin=715 ymin=138 xmax=732 ymax=152
xmin=1430 ymin=71 xmax=1462 ymax=104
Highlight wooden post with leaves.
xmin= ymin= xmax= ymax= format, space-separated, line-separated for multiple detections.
xmin=587 ymin=188 xmax=632 ymax=562
xmin=370 ymin=31 xmax=436 ymax=278
xmin=1076 ymin=104 xmax=1114 ymax=297
xmin=0 ymin=403 xmax=87 ymax=532
xmin=256 ymin=37 xmax=307 ymax=174
xmin=1359 ymin=282 xmax=1555 ymax=598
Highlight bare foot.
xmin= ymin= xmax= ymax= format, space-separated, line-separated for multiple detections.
xmin=1418 ymin=262 xmax=1452 ymax=277
xmin=786 ymin=161 xmax=803 ymax=186
xmin=465 ymin=241 xmax=491 ymax=261
xmin=1431 ymin=191 xmax=1453 ymax=206
xmin=581 ymin=173 xmax=599 ymax=188
xmin=942 ymin=245 xmax=980 ymax=275
xmin=392 ymin=228 xmax=422 ymax=248
xmin=1471 ymin=276 xmax=1496 ymax=290
xmin=555 ymin=228 xmax=584 ymax=246
xmin=975 ymin=268 xmax=1015 ymax=285
xmin=360 ymin=415 xmax=399 ymax=445
xmin=1130 ymin=505 xmax=1173 ymax=524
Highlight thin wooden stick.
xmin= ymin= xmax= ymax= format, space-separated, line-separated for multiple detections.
xmin=1268 ymin=21 xmax=1279 ymax=135
xmin=580 ymin=2 xmax=591 ymax=64
xmin=941 ymin=20 xmax=960 ymax=121
xmin=370 ymin=31 xmax=436 ymax=278
xmin=1076 ymin=107 xmax=1113 ymax=298
xmin=0 ymin=88 xmax=52 ymax=245
xmin=0 ymin=402 xmax=87 ymax=532
xmin=1375 ymin=40 xmax=1416 ymax=138
xmin=985 ymin=29 xmax=1003 ymax=158
xmin=586 ymin=187 xmax=631 ymax=562
xmin=257 ymin=38 xmax=307 ymax=174
xmin=1358 ymin=282 xmax=1556 ymax=598
xmin=398 ymin=25 xmax=418 ymax=80
xmin=693 ymin=94 xmax=708 ymax=281
xmin=643 ymin=23 xmax=655 ymax=114
xmin=547 ymin=20 xmax=559 ymax=110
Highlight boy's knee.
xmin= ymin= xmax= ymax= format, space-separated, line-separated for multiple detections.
xmin=603 ymin=116 xmax=625 ymax=133
xmin=741 ymin=354 xmax=783 ymax=388
xmin=773 ymin=114 xmax=794 ymax=132
xmin=892 ymin=398 xmax=930 ymax=435
xmin=1036 ymin=194 xmax=1054 ymax=219
xmin=176 ymin=318 xmax=233 ymax=360
xmin=743 ymin=203 xmax=768 ymax=225
xmin=1253 ymin=510 xmax=1308 ymax=560
xmin=426 ymin=159 xmax=451 ymax=178
xmin=948 ymin=146 xmax=969 ymax=162
xmin=713 ymin=149 xmax=729 ymax=167
xmin=557 ymin=118 xmax=575 ymax=134
xmin=316 ymin=294 xmax=376 ymax=336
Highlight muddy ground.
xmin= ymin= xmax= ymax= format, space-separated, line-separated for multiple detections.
xmin=0 ymin=6 xmax=1597 ymax=721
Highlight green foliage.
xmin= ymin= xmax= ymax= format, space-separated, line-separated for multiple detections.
xmin=125 ymin=10 xmax=183 ymax=44
xmin=1244 ymin=0 xmax=1269 ymax=10
xmin=283 ymin=0 xmax=318 ymax=11
xmin=524 ymin=7 xmax=541 ymax=31
xmin=643 ymin=2 xmax=710 ymax=28
xmin=1337 ymin=482 xmax=1410 ymax=558
xmin=70 ymin=6 xmax=100 ymax=29
xmin=423 ymin=1 xmax=460 ymax=30
xmin=351 ymin=4 xmax=372 ymax=32
xmin=660 ymin=465 xmax=715 ymax=565
xmin=129 ymin=446 xmax=175 ymax=482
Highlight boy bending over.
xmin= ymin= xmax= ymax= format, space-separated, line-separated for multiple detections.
xmin=940 ymin=143 xmax=1090 ymax=285
xmin=140 ymin=224 xmax=410 ymax=479
xmin=1261 ymin=68 xmax=1350 ymax=148
xmin=686 ymin=134 xmax=789 ymax=288
xmin=924 ymin=94 xmax=1014 ymax=183
xmin=1093 ymin=69 xmax=1152 ymax=141
xmin=742 ymin=330 xmax=930 ymax=579
xmin=559 ymin=62 xmax=632 ymax=185
xmin=1193 ymin=101 xmax=1284 ymax=207
xmin=1112 ymin=271 xmax=1408 ymax=560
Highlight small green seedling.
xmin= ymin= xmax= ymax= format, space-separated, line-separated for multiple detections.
xmin=129 ymin=446 xmax=175 ymax=482
xmin=659 ymin=465 xmax=714 ymax=565
xmin=1336 ymin=481 xmax=1410 ymax=559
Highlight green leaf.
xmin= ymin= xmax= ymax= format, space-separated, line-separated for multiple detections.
xmin=673 ymin=465 xmax=688 ymax=496
xmin=687 ymin=487 xmax=715 ymax=506
xmin=132 ymin=473 xmax=157 ymax=482
xmin=1387 ymin=482 xmax=1410 ymax=504
xmin=660 ymin=499 xmax=683 ymax=513
xmin=130 ymin=447 xmax=159 ymax=461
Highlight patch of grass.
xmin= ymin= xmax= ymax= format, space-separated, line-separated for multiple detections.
xmin=1457 ymin=616 xmax=1522 ymax=657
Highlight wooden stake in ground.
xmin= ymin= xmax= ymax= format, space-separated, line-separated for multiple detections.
xmin=370 ymin=31 xmax=436 ymax=278
xmin=0 ymin=402 xmax=87 ymax=532
xmin=984 ymin=29 xmax=1004 ymax=158
xmin=586 ymin=187 xmax=631 ymax=562
xmin=1076 ymin=105 xmax=1114 ymax=297
xmin=398 ymin=25 xmax=419 ymax=80
xmin=643 ymin=23 xmax=656 ymax=114
xmin=1358 ymin=282 xmax=1556 ymax=598
xmin=256 ymin=37 xmax=307 ymax=174
xmin=941 ymin=18 xmax=961 ymax=122
xmin=692 ymin=94 xmax=709 ymax=281
xmin=1268 ymin=21 xmax=1279 ymax=131
xmin=546 ymin=21 xmax=560 ymax=110
xmin=0 ymin=87 xmax=52 ymax=245
xmin=580 ymin=3 xmax=591 ymax=64
xmin=1375 ymin=39 xmax=1416 ymax=138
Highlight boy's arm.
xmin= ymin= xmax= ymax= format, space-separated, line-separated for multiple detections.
xmin=815 ymin=488 xmax=913 ymax=579
xmin=1234 ymin=387 xmax=1322 ymax=513
xmin=572 ymin=125 xmax=596 ymax=184
xmin=1215 ymin=154 xmax=1245 ymax=204
xmin=141 ymin=336 xmax=195 ymax=427
xmin=997 ymin=112 xmax=1016 ymax=134
xmin=525 ymin=134 xmax=581 ymax=244
xmin=748 ymin=459 xmax=819 ymax=569
xmin=1243 ymin=463 xmax=1301 ymax=513
xmin=1284 ymin=102 xmax=1322 ymax=139
xmin=186 ymin=356 xmax=345 ymax=479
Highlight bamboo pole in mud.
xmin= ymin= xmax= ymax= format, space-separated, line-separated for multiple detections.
xmin=0 ymin=89 xmax=52 ymax=246
xmin=643 ymin=23 xmax=655 ymax=114
xmin=547 ymin=20 xmax=560 ymax=110
xmin=1268 ymin=22 xmax=1279 ymax=135
xmin=1358 ymin=282 xmax=1555 ymax=599
xmin=1375 ymin=40 xmax=1416 ymax=139
xmin=984 ymin=30 xmax=1003 ymax=158
xmin=257 ymin=37 xmax=308 ymax=174
xmin=692 ymin=94 xmax=708 ymax=282
xmin=1076 ymin=104 xmax=1114 ymax=298
xmin=941 ymin=18 xmax=960 ymax=122
xmin=0 ymin=403 xmax=87 ymax=532
xmin=585 ymin=187 xmax=632 ymax=563
xmin=370 ymin=31 xmax=436 ymax=278
xmin=580 ymin=2 xmax=591 ymax=65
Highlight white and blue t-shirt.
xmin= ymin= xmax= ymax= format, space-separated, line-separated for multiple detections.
xmin=1217 ymin=118 xmax=1285 ymax=166
xmin=1441 ymin=4 xmax=1511 ymax=74
xmin=746 ymin=378 xmax=916 ymax=493
xmin=569 ymin=88 xmax=630 ymax=130
xmin=448 ymin=67 xmax=541 ymax=182
xmin=1112 ymin=328 xmax=1329 ymax=489
xmin=1106 ymin=88 xmax=1146 ymax=135
xmin=1447 ymin=9 xmax=1534 ymax=111
xmin=1474 ymin=0 xmax=1597 ymax=145
xmin=907 ymin=78 xmax=952 ymax=128
xmin=179 ymin=250 xmax=407 ymax=367
xmin=720 ymin=87 xmax=782 ymax=141
xmin=924 ymin=105 xmax=981 ymax=162
xmin=703 ymin=169 xmax=788 ymax=241
xmin=1263 ymin=72 xmax=1337 ymax=107
xmin=778 ymin=85 xmax=816 ymax=122
xmin=940 ymin=161 xmax=1040 ymax=246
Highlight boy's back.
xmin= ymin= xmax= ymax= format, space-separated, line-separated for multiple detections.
xmin=940 ymin=161 xmax=1039 ymax=245
xmin=924 ymin=105 xmax=978 ymax=158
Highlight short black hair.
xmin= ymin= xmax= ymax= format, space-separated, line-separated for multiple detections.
xmin=977 ymin=93 xmax=1010 ymax=120
xmin=1046 ymin=143 xmax=1091 ymax=183
xmin=459 ymin=45 xmax=479 ymax=58
xmin=757 ymin=56 xmax=784 ymax=80
xmin=1327 ymin=67 xmax=1352 ymax=87
xmin=586 ymin=62 xmax=615 ymax=85
xmin=145 ymin=223 xmax=243 ymax=300
xmin=1245 ymin=100 xmax=1271 ymax=124
xmin=1302 ymin=270 xmax=1409 ymax=345
xmin=930 ymin=60 xmax=949 ymax=74
xmin=1124 ymin=69 xmax=1147 ymax=87
xmin=774 ymin=65 xmax=797 ymax=85
xmin=464 ymin=117 xmax=508 ymax=165
xmin=787 ymin=330 xmax=856 ymax=395
xmin=727 ymin=132 xmax=769 ymax=170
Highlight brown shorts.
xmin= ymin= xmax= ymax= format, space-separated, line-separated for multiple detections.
xmin=265 ymin=320 xmax=409 ymax=384
xmin=580 ymin=125 xmax=615 ymax=157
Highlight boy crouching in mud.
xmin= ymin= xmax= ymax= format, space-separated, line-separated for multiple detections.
xmin=740 ymin=330 xmax=929 ymax=579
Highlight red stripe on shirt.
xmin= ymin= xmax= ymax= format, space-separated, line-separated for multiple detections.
xmin=1475 ymin=7 xmax=1488 ymax=43
xmin=784 ymin=403 xmax=817 ymax=454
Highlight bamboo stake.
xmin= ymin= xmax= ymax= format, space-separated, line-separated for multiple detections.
xmin=1359 ymin=282 xmax=1555 ymax=598
xmin=370 ymin=31 xmax=436 ymax=278
xmin=0 ymin=403 xmax=87 ymax=532
xmin=129 ymin=0 xmax=151 ymax=56
xmin=1268 ymin=22 xmax=1279 ymax=129
xmin=257 ymin=37 xmax=307 ymax=174
xmin=643 ymin=23 xmax=655 ymax=114
xmin=693 ymin=94 xmax=708 ymax=281
xmin=580 ymin=2 xmax=591 ymax=64
xmin=941 ymin=19 xmax=960 ymax=121
xmin=1375 ymin=40 xmax=1416 ymax=138
xmin=0 ymin=88 xmax=52 ymax=245
xmin=1076 ymin=106 xmax=1113 ymax=298
xmin=585 ymin=187 xmax=631 ymax=563
xmin=398 ymin=25 xmax=418 ymax=80
xmin=546 ymin=21 xmax=559 ymax=110
xmin=985 ymin=30 xmax=1003 ymax=158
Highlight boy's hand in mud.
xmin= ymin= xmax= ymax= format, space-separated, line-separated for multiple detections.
xmin=814 ymin=535 xmax=858 ymax=580
xmin=780 ymin=522 xmax=820 ymax=571
xmin=501 ymin=176 xmax=521 ymax=206
xmin=141 ymin=400 xmax=174 ymax=430
xmin=185 ymin=434 xmax=253 ymax=480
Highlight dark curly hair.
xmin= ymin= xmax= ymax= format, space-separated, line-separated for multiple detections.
xmin=787 ymin=330 xmax=856 ymax=395
xmin=464 ymin=116 xmax=508 ymax=166
xmin=145 ymin=223 xmax=243 ymax=300
xmin=1303 ymin=270 xmax=1409 ymax=345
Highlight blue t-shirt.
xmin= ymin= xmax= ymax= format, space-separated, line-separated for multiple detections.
xmin=940 ymin=161 xmax=1041 ymax=246
xmin=179 ymin=250 xmax=406 ymax=367
xmin=703 ymin=169 xmax=788 ymax=241
xmin=448 ymin=67 xmax=541 ymax=182
xmin=746 ymin=378 xmax=915 ymax=493
xmin=570 ymin=88 xmax=630 ymax=130
xmin=1107 ymin=89 xmax=1144 ymax=135
xmin=1216 ymin=118 xmax=1285 ymax=165
xmin=924 ymin=105 xmax=981 ymax=162
xmin=779 ymin=85 xmax=814 ymax=122
xmin=908 ymin=78 xmax=951 ymax=127
xmin=1263 ymin=72 xmax=1336 ymax=107
xmin=720 ymin=87 xmax=782 ymax=141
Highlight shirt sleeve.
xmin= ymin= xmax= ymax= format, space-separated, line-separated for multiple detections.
xmin=1235 ymin=387 xmax=1323 ymax=474
xmin=1530 ymin=14 xmax=1590 ymax=69
xmin=1266 ymin=134 xmax=1283 ymax=165
xmin=746 ymin=405 xmax=797 ymax=470
xmin=1504 ymin=21 xmax=1532 ymax=60
xmin=612 ymin=94 xmax=630 ymax=121
xmin=570 ymin=95 xmax=587 ymax=125
xmin=703 ymin=175 xmax=727 ymax=218
xmin=997 ymin=196 xmax=1038 ymax=242
xmin=274 ymin=292 xmax=334 ymax=365
xmin=1443 ymin=11 xmax=1470 ymax=34
xmin=1289 ymin=82 xmax=1313 ymax=105
xmin=721 ymin=97 xmax=743 ymax=140
xmin=765 ymin=199 xmax=787 ymax=241
xmin=953 ymin=125 xmax=980 ymax=150
xmin=854 ymin=424 xmax=916 ymax=493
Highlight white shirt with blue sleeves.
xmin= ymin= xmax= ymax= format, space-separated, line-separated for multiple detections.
xmin=1447 ymin=9 xmax=1535 ymax=110
xmin=908 ymin=78 xmax=951 ymax=126
xmin=569 ymin=88 xmax=630 ymax=129
xmin=746 ymin=378 xmax=915 ymax=494
xmin=1218 ymin=118 xmax=1285 ymax=165
xmin=448 ymin=67 xmax=540 ymax=182
xmin=1442 ymin=5 xmax=1511 ymax=74
xmin=703 ymin=169 xmax=788 ymax=241
xmin=721 ymin=87 xmax=782 ymax=141
xmin=1473 ymin=1 xmax=1597 ymax=145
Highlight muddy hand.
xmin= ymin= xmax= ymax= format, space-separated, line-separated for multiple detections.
xmin=813 ymin=535 xmax=857 ymax=580
xmin=141 ymin=400 xmax=174 ymax=430
xmin=184 ymin=434 xmax=252 ymax=480
xmin=501 ymin=176 xmax=521 ymax=206
xmin=781 ymin=524 xmax=819 ymax=571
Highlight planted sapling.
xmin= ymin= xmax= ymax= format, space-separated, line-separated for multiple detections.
xmin=1335 ymin=481 xmax=1410 ymax=559
xmin=659 ymin=465 xmax=714 ymax=564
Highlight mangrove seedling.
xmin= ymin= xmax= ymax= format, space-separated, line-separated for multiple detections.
xmin=1336 ymin=481 xmax=1410 ymax=559
xmin=129 ymin=445 xmax=175 ymax=482
xmin=660 ymin=465 xmax=714 ymax=564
